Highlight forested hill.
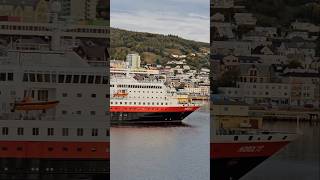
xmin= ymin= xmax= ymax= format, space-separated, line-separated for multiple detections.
xmin=110 ymin=28 xmax=210 ymax=69
xmin=244 ymin=0 xmax=320 ymax=26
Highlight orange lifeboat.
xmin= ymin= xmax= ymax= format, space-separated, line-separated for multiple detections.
xmin=14 ymin=97 xmax=59 ymax=111
xmin=113 ymin=90 xmax=128 ymax=98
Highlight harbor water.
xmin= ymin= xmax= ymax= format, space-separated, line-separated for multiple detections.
xmin=111 ymin=103 xmax=210 ymax=180
xmin=110 ymin=103 xmax=319 ymax=180
xmin=242 ymin=120 xmax=320 ymax=180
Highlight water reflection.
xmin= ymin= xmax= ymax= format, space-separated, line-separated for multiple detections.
xmin=111 ymin=105 xmax=210 ymax=180
xmin=242 ymin=120 xmax=320 ymax=180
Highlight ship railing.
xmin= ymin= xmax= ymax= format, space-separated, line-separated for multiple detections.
xmin=215 ymin=128 xmax=296 ymax=135
xmin=12 ymin=43 xmax=50 ymax=51
xmin=87 ymin=60 xmax=108 ymax=67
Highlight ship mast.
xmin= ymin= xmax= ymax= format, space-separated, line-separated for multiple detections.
xmin=49 ymin=0 xmax=62 ymax=51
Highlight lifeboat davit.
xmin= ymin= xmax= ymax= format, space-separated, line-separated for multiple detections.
xmin=14 ymin=97 xmax=59 ymax=111
xmin=113 ymin=91 xmax=128 ymax=98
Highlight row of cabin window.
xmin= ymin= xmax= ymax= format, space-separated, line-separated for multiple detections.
xmin=116 ymin=84 xmax=162 ymax=89
xmin=62 ymin=93 xmax=110 ymax=99
xmin=1 ymin=25 xmax=49 ymax=31
xmin=111 ymin=101 xmax=168 ymax=106
xmin=23 ymin=73 xmax=108 ymax=84
xmin=128 ymin=90 xmax=163 ymax=94
xmin=0 ymin=73 xmax=14 ymax=81
xmin=0 ymin=146 xmax=104 ymax=153
xmin=66 ymin=28 xmax=109 ymax=34
xmin=1 ymin=127 xmax=110 ymax=137
xmin=61 ymin=110 xmax=101 ymax=115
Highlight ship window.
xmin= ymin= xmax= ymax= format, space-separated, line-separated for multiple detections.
xmin=106 ymin=129 xmax=110 ymax=136
xmin=77 ymin=128 xmax=84 ymax=136
xmin=29 ymin=73 xmax=36 ymax=82
xmin=234 ymin=136 xmax=238 ymax=141
xmin=91 ymin=128 xmax=98 ymax=136
xmin=76 ymin=111 xmax=82 ymax=115
xmin=62 ymin=110 xmax=67 ymax=115
xmin=248 ymin=136 xmax=253 ymax=141
xmin=23 ymin=73 xmax=28 ymax=82
xmin=91 ymin=94 xmax=96 ymax=98
xmin=77 ymin=93 xmax=82 ymax=98
xmin=1 ymin=147 xmax=8 ymax=151
xmin=133 ymin=102 xmax=136 ymax=105
xmin=73 ymin=75 xmax=79 ymax=83
xmin=65 ymin=75 xmax=72 ymax=83
xmin=106 ymin=94 xmax=110 ymax=98
xmin=268 ymin=136 xmax=272 ymax=140
xmin=90 ymin=111 xmax=96 ymax=115
xmin=62 ymin=128 xmax=69 ymax=136
xmin=62 ymin=147 xmax=68 ymax=151
xmin=58 ymin=74 xmax=65 ymax=83
xmin=95 ymin=75 xmax=101 ymax=84
xmin=103 ymin=76 xmax=108 ymax=84
xmin=36 ymin=74 xmax=43 ymax=82
xmin=38 ymin=90 xmax=48 ymax=101
xmin=17 ymin=127 xmax=24 ymax=135
xmin=110 ymin=102 xmax=113 ymax=105
xmin=47 ymin=128 xmax=54 ymax=136
xmin=44 ymin=74 xmax=50 ymax=82
xmin=2 ymin=127 xmax=9 ymax=135
xmin=51 ymin=74 xmax=57 ymax=83
xmin=88 ymin=75 xmax=94 ymax=84
xmin=17 ymin=147 xmax=23 ymax=151
xmin=48 ymin=147 xmax=54 ymax=151
xmin=62 ymin=93 xmax=68 ymax=97
xmin=32 ymin=128 xmax=39 ymax=136
xmin=282 ymin=136 xmax=287 ymax=140
xmin=80 ymin=75 xmax=87 ymax=83
xmin=7 ymin=73 xmax=13 ymax=81
xmin=0 ymin=73 xmax=6 ymax=81
xmin=77 ymin=147 xmax=82 ymax=152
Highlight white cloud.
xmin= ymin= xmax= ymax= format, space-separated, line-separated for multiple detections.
xmin=111 ymin=10 xmax=209 ymax=43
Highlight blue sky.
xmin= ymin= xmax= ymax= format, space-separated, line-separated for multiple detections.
xmin=110 ymin=0 xmax=210 ymax=42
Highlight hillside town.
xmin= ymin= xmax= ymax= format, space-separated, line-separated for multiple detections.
xmin=110 ymin=53 xmax=210 ymax=100
xmin=211 ymin=0 xmax=320 ymax=112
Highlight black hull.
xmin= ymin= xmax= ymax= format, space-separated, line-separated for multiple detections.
xmin=211 ymin=157 xmax=268 ymax=180
xmin=0 ymin=158 xmax=109 ymax=180
xmin=111 ymin=111 xmax=194 ymax=122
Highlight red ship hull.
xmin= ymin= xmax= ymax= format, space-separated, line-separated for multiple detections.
xmin=0 ymin=141 xmax=110 ymax=180
xmin=110 ymin=106 xmax=200 ymax=122
xmin=210 ymin=141 xmax=290 ymax=180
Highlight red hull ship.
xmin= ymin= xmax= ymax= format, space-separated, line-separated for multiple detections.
xmin=210 ymin=98 xmax=298 ymax=180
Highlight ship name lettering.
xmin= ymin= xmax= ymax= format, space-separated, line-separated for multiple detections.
xmin=238 ymin=145 xmax=265 ymax=153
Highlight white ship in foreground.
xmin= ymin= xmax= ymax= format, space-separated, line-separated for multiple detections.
xmin=110 ymin=73 xmax=200 ymax=122
xmin=0 ymin=3 xmax=109 ymax=180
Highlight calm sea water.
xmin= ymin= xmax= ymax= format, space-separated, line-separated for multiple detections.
xmin=110 ymin=104 xmax=210 ymax=180
xmin=110 ymin=104 xmax=319 ymax=180
xmin=242 ymin=120 xmax=320 ymax=180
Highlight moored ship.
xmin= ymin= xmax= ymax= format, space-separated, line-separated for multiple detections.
xmin=0 ymin=3 xmax=110 ymax=179
xmin=110 ymin=74 xmax=200 ymax=122
xmin=210 ymin=97 xmax=298 ymax=180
